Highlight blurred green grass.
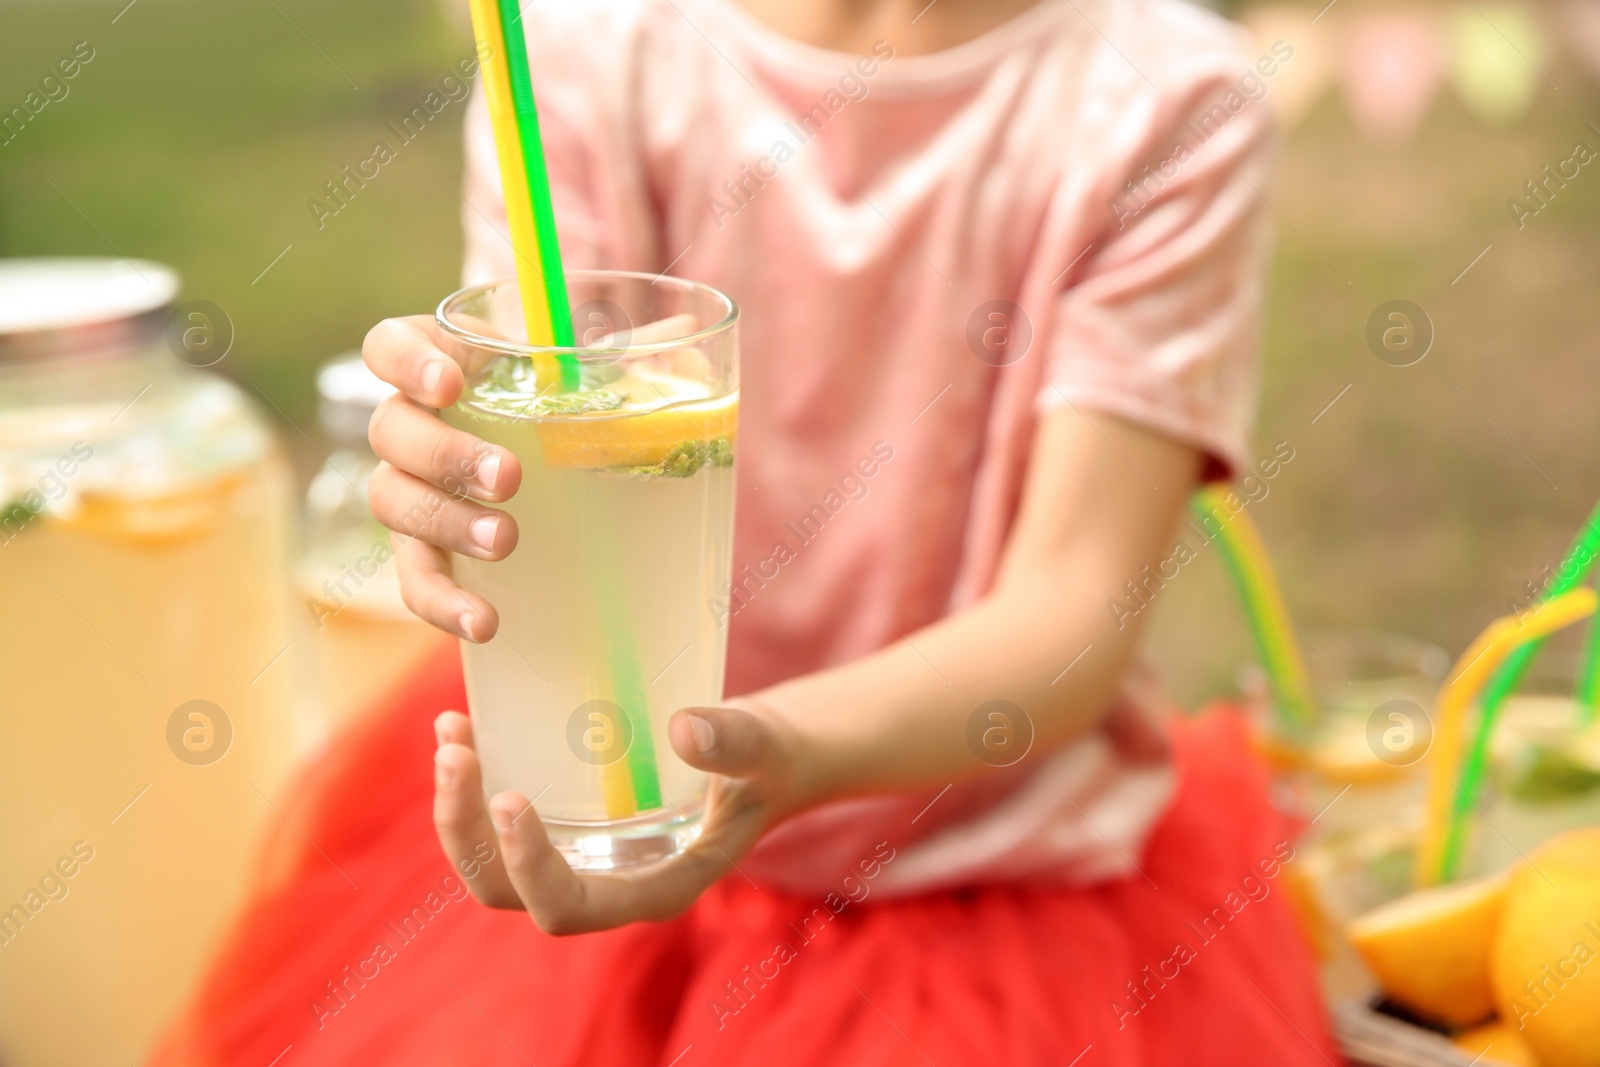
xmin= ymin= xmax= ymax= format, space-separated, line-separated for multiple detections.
xmin=0 ymin=0 xmax=473 ymax=417
xmin=4 ymin=0 xmax=1600 ymax=704
xmin=1151 ymin=64 xmax=1600 ymax=703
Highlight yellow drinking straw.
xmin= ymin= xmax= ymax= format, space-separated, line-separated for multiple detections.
xmin=1192 ymin=487 xmax=1315 ymax=729
xmin=1415 ymin=587 xmax=1597 ymax=886
xmin=465 ymin=0 xmax=575 ymax=386
xmin=1432 ymin=497 xmax=1600 ymax=875
xmin=465 ymin=0 xmax=655 ymax=818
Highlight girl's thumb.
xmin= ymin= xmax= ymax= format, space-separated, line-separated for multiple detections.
xmin=667 ymin=703 xmax=782 ymax=779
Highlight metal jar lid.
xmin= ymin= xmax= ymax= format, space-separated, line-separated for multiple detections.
xmin=0 ymin=258 xmax=180 ymax=362
xmin=317 ymin=351 xmax=398 ymax=444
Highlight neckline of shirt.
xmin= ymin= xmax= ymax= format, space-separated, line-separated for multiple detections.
xmin=688 ymin=0 xmax=1083 ymax=95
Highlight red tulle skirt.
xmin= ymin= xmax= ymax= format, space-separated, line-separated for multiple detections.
xmin=151 ymin=645 xmax=1338 ymax=1066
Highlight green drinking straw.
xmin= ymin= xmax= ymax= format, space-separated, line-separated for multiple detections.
xmin=1577 ymin=581 xmax=1600 ymax=725
xmin=481 ymin=0 xmax=661 ymax=808
xmin=590 ymin=527 xmax=663 ymax=811
xmin=1438 ymin=495 xmax=1600 ymax=880
xmin=1191 ymin=488 xmax=1315 ymax=731
xmin=471 ymin=0 xmax=578 ymax=386
xmin=493 ymin=0 xmax=578 ymax=383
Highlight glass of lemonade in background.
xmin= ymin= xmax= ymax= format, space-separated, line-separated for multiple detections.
xmin=437 ymin=272 xmax=738 ymax=870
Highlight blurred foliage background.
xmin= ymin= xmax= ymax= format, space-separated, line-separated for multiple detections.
xmin=3 ymin=0 xmax=1599 ymax=705
xmin=0 ymin=0 xmax=471 ymax=409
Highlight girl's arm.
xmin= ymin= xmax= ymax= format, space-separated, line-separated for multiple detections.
xmin=367 ymin=305 xmax=1201 ymax=931
xmin=770 ymin=403 xmax=1201 ymax=809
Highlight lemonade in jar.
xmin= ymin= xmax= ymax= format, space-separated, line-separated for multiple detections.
xmin=0 ymin=259 xmax=297 ymax=1062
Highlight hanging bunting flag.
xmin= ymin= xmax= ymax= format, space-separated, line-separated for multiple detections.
xmin=1341 ymin=11 xmax=1448 ymax=142
xmin=1243 ymin=4 xmax=1334 ymax=129
xmin=1450 ymin=2 xmax=1549 ymax=124
xmin=1565 ymin=0 xmax=1600 ymax=81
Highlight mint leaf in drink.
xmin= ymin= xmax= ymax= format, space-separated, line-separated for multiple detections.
xmin=621 ymin=436 xmax=733 ymax=478
xmin=482 ymin=356 xmax=526 ymax=394
xmin=1504 ymin=745 xmax=1600 ymax=801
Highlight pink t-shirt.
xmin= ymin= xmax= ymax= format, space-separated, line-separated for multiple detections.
xmin=461 ymin=0 xmax=1274 ymax=893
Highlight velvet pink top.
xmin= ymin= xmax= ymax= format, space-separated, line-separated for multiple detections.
xmin=461 ymin=0 xmax=1275 ymax=893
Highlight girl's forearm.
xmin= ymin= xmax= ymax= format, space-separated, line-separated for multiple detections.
xmin=749 ymin=410 xmax=1202 ymax=811
xmin=756 ymin=551 xmax=1146 ymax=807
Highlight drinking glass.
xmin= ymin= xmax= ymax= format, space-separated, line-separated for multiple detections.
xmin=436 ymin=271 xmax=738 ymax=870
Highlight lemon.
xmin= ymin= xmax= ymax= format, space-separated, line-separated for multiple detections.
xmin=461 ymin=362 xmax=738 ymax=471
xmin=1492 ymin=828 xmax=1600 ymax=1067
xmin=54 ymin=473 xmax=252 ymax=546
xmin=1347 ymin=870 xmax=1509 ymax=1026
xmin=1252 ymin=717 xmax=1409 ymax=784
xmin=1453 ymin=1019 xmax=1542 ymax=1066
xmin=534 ymin=391 xmax=737 ymax=470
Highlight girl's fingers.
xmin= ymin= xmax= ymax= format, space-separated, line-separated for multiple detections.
xmin=392 ymin=534 xmax=498 ymax=641
xmin=667 ymin=701 xmax=812 ymax=817
xmin=488 ymin=782 xmax=764 ymax=936
xmin=368 ymin=395 xmax=519 ymax=503
xmin=436 ymin=710 xmax=473 ymax=746
xmin=488 ymin=792 xmax=731 ymax=935
xmin=369 ymin=463 xmax=518 ymax=562
xmin=481 ymin=706 xmax=794 ymax=935
xmin=362 ymin=315 xmax=463 ymax=410
xmin=666 ymin=704 xmax=787 ymax=780
xmin=362 ymin=315 xmax=517 ymax=637
xmin=486 ymin=794 xmax=600 ymax=934
xmin=432 ymin=713 xmax=521 ymax=907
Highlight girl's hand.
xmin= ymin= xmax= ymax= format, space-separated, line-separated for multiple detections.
xmin=363 ymin=315 xmax=518 ymax=643
xmin=432 ymin=703 xmax=801 ymax=934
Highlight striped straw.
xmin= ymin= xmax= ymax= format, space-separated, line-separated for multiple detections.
xmin=1192 ymin=487 xmax=1315 ymax=730
xmin=1419 ymin=587 xmax=1597 ymax=885
xmin=1443 ymin=495 xmax=1600 ymax=853
xmin=463 ymin=0 xmax=658 ymax=816
xmin=466 ymin=0 xmax=578 ymax=388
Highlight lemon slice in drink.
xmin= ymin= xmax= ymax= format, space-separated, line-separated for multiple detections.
xmin=54 ymin=472 xmax=252 ymax=546
xmin=537 ymin=394 xmax=737 ymax=470
xmin=460 ymin=363 xmax=738 ymax=471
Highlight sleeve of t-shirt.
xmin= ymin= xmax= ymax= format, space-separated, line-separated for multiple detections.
xmin=1040 ymin=66 xmax=1276 ymax=482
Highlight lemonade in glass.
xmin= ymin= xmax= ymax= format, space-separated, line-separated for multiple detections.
xmin=437 ymin=272 xmax=737 ymax=869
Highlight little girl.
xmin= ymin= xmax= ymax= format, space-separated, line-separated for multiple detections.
xmin=155 ymin=1 xmax=1335 ymax=1062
